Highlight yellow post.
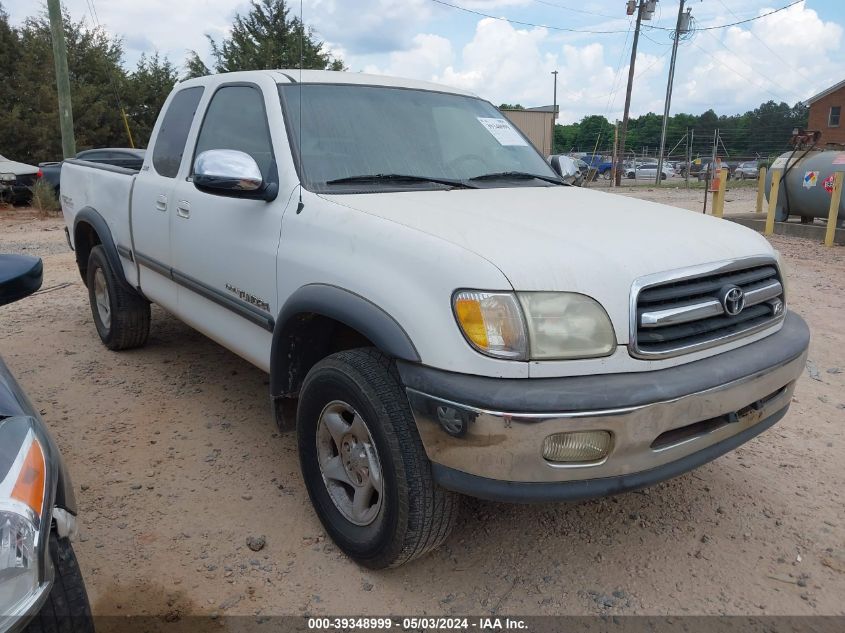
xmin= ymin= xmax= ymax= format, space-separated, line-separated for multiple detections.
xmin=765 ymin=169 xmax=782 ymax=236
xmin=756 ymin=166 xmax=767 ymax=213
xmin=713 ymin=167 xmax=729 ymax=218
xmin=824 ymin=172 xmax=844 ymax=247
xmin=120 ymin=108 xmax=135 ymax=149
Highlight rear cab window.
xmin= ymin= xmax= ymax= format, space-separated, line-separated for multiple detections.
xmin=152 ymin=86 xmax=204 ymax=178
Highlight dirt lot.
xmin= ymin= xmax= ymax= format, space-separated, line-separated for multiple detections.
xmin=1 ymin=189 xmax=844 ymax=619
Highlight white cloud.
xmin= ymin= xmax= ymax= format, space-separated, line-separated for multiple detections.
xmin=3 ymin=0 xmax=841 ymax=122
xmin=362 ymin=17 xmax=664 ymax=124
xmin=675 ymin=2 xmax=843 ymax=110
xmin=363 ymin=33 xmax=454 ymax=79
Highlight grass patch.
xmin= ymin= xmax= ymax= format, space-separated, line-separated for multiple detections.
xmin=31 ymin=179 xmax=61 ymax=218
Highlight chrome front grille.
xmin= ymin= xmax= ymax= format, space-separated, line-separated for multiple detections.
xmin=630 ymin=257 xmax=786 ymax=359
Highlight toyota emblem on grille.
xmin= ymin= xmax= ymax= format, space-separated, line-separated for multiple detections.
xmin=719 ymin=285 xmax=745 ymax=316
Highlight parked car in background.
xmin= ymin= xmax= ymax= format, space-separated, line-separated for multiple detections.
xmin=39 ymin=148 xmax=146 ymax=195
xmin=0 ymin=254 xmax=94 ymax=633
xmin=696 ymin=161 xmax=732 ymax=182
xmin=734 ymin=161 xmax=760 ymax=179
xmin=0 ymin=154 xmax=40 ymax=205
xmin=625 ymin=162 xmax=675 ymax=180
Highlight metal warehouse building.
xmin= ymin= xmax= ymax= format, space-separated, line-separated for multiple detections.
xmin=500 ymin=105 xmax=558 ymax=157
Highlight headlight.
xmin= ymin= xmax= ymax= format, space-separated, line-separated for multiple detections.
xmin=453 ymin=290 xmax=615 ymax=360
xmin=518 ymin=292 xmax=616 ymax=359
xmin=452 ymin=291 xmax=528 ymax=360
xmin=0 ymin=419 xmax=48 ymax=616
xmin=0 ymin=501 xmax=40 ymax=612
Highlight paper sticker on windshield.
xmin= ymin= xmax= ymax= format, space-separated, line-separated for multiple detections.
xmin=477 ymin=117 xmax=528 ymax=146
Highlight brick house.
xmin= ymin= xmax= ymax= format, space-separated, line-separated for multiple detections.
xmin=806 ymin=78 xmax=845 ymax=147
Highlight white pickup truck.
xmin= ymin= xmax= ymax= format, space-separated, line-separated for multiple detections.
xmin=60 ymin=70 xmax=809 ymax=569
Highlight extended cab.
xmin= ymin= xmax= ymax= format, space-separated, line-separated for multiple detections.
xmin=59 ymin=70 xmax=810 ymax=569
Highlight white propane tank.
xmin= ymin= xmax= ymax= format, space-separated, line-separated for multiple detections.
xmin=764 ymin=149 xmax=845 ymax=224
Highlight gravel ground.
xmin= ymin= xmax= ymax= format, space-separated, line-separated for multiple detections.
xmin=0 ymin=195 xmax=843 ymax=619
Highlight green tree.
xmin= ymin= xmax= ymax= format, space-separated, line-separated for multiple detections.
xmin=183 ymin=50 xmax=211 ymax=79
xmin=0 ymin=3 xmax=23 ymax=152
xmin=124 ymin=52 xmax=179 ymax=147
xmin=192 ymin=0 xmax=344 ymax=74
xmin=9 ymin=8 xmax=128 ymax=162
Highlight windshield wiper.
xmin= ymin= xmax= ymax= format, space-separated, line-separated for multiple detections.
xmin=325 ymin=174 xmax=477 ymax=189
xmin=469 ymin=171 xmax=564 ymax=185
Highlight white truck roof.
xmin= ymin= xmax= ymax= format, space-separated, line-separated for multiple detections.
xmin=177 ymin=69 xmax=478 ymax=98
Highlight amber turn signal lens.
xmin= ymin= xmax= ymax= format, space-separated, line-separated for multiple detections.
xmin=11 ymin=439 xmax=46 ymax=518
xmin=453 ymin=291 xmax=528 ymax=360
xmin=454 ymin=298 xmax=488 ymax=349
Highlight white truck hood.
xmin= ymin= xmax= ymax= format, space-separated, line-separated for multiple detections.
xmin=324 ymin=186 xmax=775 ymax=342
xmin=0 ymin=158 xmax=38 ymax=176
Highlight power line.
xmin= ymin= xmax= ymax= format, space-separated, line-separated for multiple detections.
xmin=82 ymin=0 xmax=135 ymax=147
xmin=429 ymin=0 xmax=804 ymax=36
xmin=429 ymin=0 xmax=643 ymax=34
xmin=672 ymin=0 xmax=803 ymax=32
xmin=688 ymin=45 xmax=783 ymax=104
xmin=698 ymin=29 xmax=804 ymax=100
xmin=714 ymin=0 xmax=814 ymax=84
xmin=528 ymin=0 xmax=619 ymax=21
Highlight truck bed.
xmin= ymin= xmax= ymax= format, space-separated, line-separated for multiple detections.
xmin=60 ymin=159 xmax=139 ymax=287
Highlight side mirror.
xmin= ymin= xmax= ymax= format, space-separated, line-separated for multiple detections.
xmin=548 ymin=155 xmax=578 ymax=184
xmin=0 ymin=254 xmax=43 ymax=307
xmin=193 ymin=149 xmax=278 ymax=201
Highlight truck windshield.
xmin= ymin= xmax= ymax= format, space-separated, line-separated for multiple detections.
xmin=278 ymin=84 xmax=559 ymax=192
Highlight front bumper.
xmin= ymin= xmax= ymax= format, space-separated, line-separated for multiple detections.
xmin=399 ymin=311 xmax=809 ymax=502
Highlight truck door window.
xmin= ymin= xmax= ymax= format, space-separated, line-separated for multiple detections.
xmin=193 ymin=85 xmax=276 ymax=182
xmin=152 ymin=86 xmax=204 ymax=178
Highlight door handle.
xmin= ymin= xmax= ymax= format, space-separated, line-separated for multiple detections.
xmin=176 ymin=201 xmax=191 ymax=219
xmin=155 ymin=195 xmax=167 ymax=212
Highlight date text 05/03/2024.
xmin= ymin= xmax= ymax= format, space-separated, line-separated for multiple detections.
xmin=307 ymin=617 xmax=529 ymax=630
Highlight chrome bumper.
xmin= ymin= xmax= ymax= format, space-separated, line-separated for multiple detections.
xmin=402 ymin=312 xmax=809 ymax=498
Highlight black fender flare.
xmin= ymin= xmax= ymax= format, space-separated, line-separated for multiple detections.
xmin=269 ymin=283 xmax=421 ymax=399
xmin=73 ymin=207 xmax=130 ymax=288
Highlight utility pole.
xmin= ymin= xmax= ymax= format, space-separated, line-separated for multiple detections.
xmin=47 ymin=0 xmax=76 ymax=158
xmin=656 ymin=1 xmax=691 ymax=185
xmin=616 ymin=1 xmax=654 ymax=186
xmin=551 ymin=70 xmax=558 ymax=154
xmin=612 ymin=120 xmax=619 ymax=186
xmin=703 ymin=128 xmax=718 ymax=213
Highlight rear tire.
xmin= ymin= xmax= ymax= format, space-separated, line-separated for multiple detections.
xmin=24 ymin=535 xmax=94 ymax=633
xmin=87 ymin=245 xmax=150 ymax=350
xmin=297 ymin=348 xmax=459 ymax=568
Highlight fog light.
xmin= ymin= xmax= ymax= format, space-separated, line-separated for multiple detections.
xmin=542 ymin=431 xmax=612 ymax=463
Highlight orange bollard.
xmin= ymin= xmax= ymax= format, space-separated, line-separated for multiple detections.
xmin=708 ymin=159 xmax=722 ymax=193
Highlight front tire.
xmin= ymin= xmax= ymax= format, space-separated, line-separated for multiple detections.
xmin=87 ymin=245 xmax=150 ymax=350
xmin=24 ymin=535 xmax=94 ymax=633
xmin=297 ymin=348 xmax=459 ymax=568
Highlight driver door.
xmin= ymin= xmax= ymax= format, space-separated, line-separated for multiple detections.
xmin=169 ymin=83 xmax=288 ymax=370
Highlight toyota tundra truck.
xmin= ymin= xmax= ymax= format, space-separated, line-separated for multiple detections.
xmin=59 ymin=70 xmax=810 ymax=569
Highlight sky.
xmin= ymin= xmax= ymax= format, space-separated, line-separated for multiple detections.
xmin=4 ymin=0 xmax=844 ymax=124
